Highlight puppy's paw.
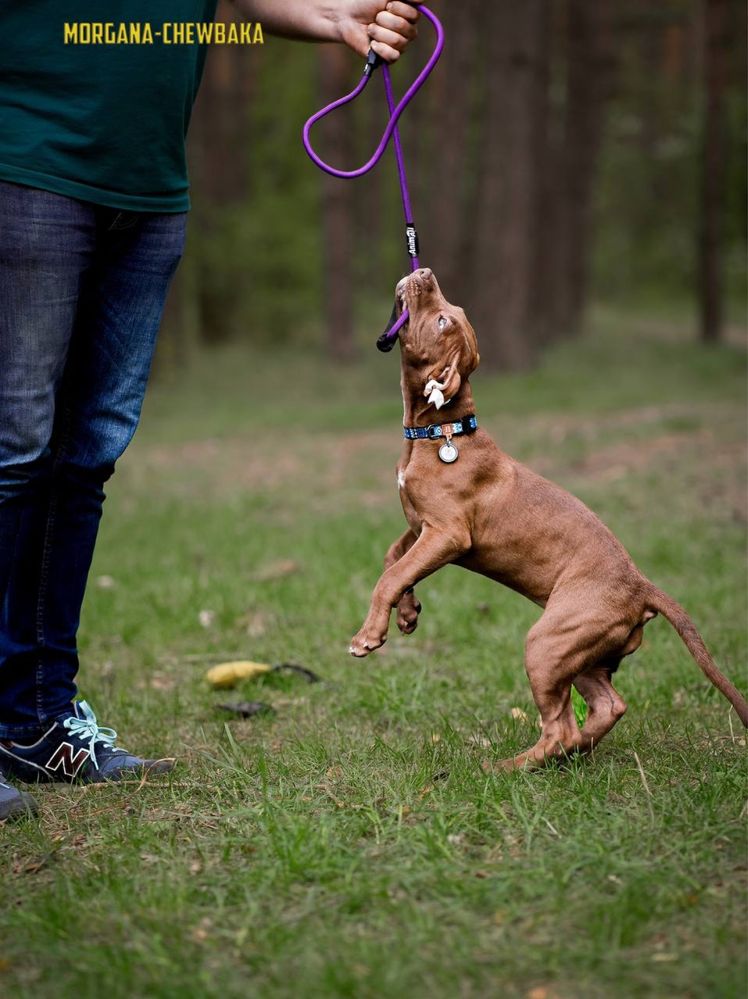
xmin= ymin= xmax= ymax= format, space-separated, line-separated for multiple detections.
xmin=349 ymin=629 xmax=387 ymax=657
xmin=396 ymin=595 xmax=422 ymax=635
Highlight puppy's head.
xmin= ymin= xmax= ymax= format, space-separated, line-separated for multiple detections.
xmin=396 ymin=268 xmax=479 ymax=410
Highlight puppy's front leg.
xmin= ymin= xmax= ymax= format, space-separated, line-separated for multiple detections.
xmin=350 ymin=527 xmax=469 ymax=657
xmin=384 ymin=530 xmax=422 ymax=634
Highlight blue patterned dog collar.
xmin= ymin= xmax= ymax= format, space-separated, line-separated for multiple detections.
xmin=403 ymin=414 xmax=478 ymax=441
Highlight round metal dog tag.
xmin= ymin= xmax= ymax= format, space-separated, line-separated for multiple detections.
xmin=438 ymin=441 xmax=459 ymax=464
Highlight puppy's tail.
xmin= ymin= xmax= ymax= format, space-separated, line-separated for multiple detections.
xmin=647 ymin=586 xmax=748 ymax=727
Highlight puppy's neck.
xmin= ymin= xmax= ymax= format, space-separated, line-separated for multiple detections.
xmin=401 ymin=375 xmax=476 ymax=428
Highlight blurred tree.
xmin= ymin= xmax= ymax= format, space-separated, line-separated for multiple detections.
xmin=552 ymin=0 xmax=616 ymax=341
xmin=468 ymin=1 xmax=541 ymax=369
xmin=699 ymin=0 xmax=728 ymax=343
xmin=425 ymin=0 xmax=479 ymax=298
xmin=161 ymin=0 xmax=255 ymax=360
xmin=319 ymin=45 xmax=356 ymax=362
xmin=191 ymin=21 xmax=255 ymax=344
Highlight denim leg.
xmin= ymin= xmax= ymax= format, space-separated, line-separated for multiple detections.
xmin=0 ymin=198 xmax=186 ymax=738
xmin=0 ymin=182 xmax=96 ymax=738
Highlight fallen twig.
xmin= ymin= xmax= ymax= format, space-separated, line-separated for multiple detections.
xmin=633 ymin=751 xmax=655 ymax=821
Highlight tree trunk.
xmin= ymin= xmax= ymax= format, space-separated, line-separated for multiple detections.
xmin=425 ymin=0 xmax=479 ymax=300
xmin=547 ymin=0 xmax=615 ymax=341
xmin=188 ymin=0 xmax=255 ymax=344
xmin=320 ymin=45 xmax=356 ymax=362
xmin=527 ymin=0 xmax=555 ymax=346
xmin=469 ymin=2 xmax=543 ymax=370
xmin=699 ymin=0 xmax=727 ymax=344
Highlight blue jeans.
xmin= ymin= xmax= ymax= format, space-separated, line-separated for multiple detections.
xmin=0 ymin=181 xmax=186 ymax=739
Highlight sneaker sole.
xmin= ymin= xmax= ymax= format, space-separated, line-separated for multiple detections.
xmin=84 ymin=758 xmax=177 ymax=784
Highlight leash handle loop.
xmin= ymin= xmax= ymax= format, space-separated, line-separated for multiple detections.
xmin=302 ymin=6 xmax=444 ymax=180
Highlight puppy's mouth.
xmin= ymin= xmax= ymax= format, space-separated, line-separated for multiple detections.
xmin=395 ymin=279 xmax=409 ymax=318
xmin=396 ymin=268 xmax=436 ymax=319
xmin=380 ymin=272 xmax=435 ymax=353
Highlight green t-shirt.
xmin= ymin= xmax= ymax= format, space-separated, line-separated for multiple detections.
xmin=0 ymin=1 xmax=219 ymax=212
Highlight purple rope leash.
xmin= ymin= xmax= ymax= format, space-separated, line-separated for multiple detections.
xmin=302 ymin=5 xmax=444 ymax=351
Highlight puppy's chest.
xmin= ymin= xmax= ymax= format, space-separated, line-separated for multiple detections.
xmin=396 ymin=460 xmax=427 ymax=532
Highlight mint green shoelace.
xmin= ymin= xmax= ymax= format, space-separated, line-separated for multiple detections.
xmin=62 ymin=701 xmax=121 ymax=770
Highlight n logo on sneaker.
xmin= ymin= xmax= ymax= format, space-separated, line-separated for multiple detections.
xmin=46 ymin=742 xmax=90 ymax=778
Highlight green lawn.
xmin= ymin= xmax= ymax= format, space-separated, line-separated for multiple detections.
xmin=2 ymin=311 xmax=746 ymax=998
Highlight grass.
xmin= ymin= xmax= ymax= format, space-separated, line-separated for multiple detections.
xmin=1 ymin=310 xmax=746 ymax=998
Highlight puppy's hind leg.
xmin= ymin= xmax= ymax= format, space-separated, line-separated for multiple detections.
xmin=573 ymin=620 xmax=644 ymax=750
xmin=574 ymin=662 xmax=627 ymax=752
xmin=499 ymin=636 xmax=584 ymax=771
xmin=497 ymin=602 xmax=633 ymax=771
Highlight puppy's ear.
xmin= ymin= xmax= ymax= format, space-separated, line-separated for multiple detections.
xmin=424 ymin=363 xmax=462 ymax=410
xmin=463 ymin=322 xmax=480 ymax=375
xmin=423 ymin=319 xmax=479 ymax=410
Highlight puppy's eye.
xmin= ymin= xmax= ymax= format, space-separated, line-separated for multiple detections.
xmin=437 ymin=315 xmax=448 ymax=331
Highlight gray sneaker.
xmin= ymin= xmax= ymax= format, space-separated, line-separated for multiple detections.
xmin=0 ymin=774 xmax=38 ymax=821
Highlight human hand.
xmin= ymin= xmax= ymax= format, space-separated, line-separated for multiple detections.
xmin=338 ymin=1 xmax=421 ymax=62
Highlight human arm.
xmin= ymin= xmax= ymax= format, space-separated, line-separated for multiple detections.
xmin=229 ymin=0 xmax=421 ymax=62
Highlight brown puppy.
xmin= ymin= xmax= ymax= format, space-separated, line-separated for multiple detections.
xmin=350 ymin=268 xmax=748 ymax=768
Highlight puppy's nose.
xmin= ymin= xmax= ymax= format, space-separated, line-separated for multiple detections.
xmin=410 ymin=268 xmax=433 ymax=294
